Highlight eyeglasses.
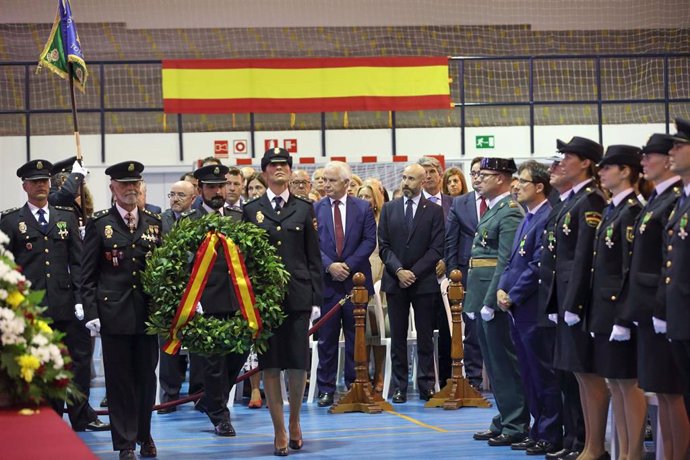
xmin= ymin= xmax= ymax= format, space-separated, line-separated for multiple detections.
xmin=168 ymin=192 xmax=189 ymax=199
xmin=517 ymin=178 xmax=536 ymax=185
xmin=469 ymin=172 xmax=481 ymax=178
xmin=477 ymin=173 xmax=500 ymax=181
xmin=290 ymin=180 xmax=311 ymax=187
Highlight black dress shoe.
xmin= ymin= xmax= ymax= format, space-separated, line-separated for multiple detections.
xmin=473 ymin=429 xmax=500 ymax=441
xmin=511 ymin=437 xmax=536 ymax=450
xmin=74 ymin=418 xmax=111 ymax=432
xmin=488 ymin=433 xmax=526 ymax=446
xmin=317 ymin=392 xmax=334 ymax=407
xmin=392 ymin=390 xmax=407 ymax=403
xmin=525 ymin=440 xmax=560 ymax=455
xmin=119 ymin=449 xmax=136 ymax=460
xmin=545 ymin=448 xmax=570 ymax=459
xmin=214 ymin=420 xmax=236 ymax=437
xmin=138 ymin=438 xmax=157 ymax=458
xmin=157 ymin=405 xmax=177 ymax=414
xmin=99 ymin=396 xmax=108 ymax=407
xmin=419 ymin=389 xmax=435 ymax=401
xmin=561 ymin=450 xmax=581 ymax=460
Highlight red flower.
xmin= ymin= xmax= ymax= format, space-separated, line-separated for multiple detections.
xmin=53 ymin=377 xmax=70 ymax=388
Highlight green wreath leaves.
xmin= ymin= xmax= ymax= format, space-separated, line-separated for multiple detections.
xmin=142 ymin=214 xmax=289 ymax=356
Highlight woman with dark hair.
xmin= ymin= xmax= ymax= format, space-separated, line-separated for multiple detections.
xmin=245 ymin=172 xmax=267 ymax=199
xmin=442 ymin=167 xmax=468 ymax=197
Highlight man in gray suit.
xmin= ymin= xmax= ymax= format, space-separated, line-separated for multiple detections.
xmin=444 ymin=157 xmax=485 ymax=389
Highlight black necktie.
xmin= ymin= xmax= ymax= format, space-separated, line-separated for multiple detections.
xmin=679 ymin=191 xmax=688 ymax=209
xmin=603 ymin=203 xmax=614 ymax=219
xmin=647 ymin=190 xmax=657 ymax=205
xmin=37 ymin=209 xmax=48 ymax=232
xmin=566 ymin=190 xmax=575 ymax=202
xmin=273 ymin=196 xmax=283 ymax=213
xmin=405 ymin=199 xmax=414 ymax=228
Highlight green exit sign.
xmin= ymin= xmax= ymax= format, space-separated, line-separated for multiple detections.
xmin=476 ymin=135 xmax=495 ymax=149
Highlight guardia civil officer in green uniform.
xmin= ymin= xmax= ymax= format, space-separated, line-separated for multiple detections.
xmin=465 ymin=157 xmax=529 ymax=447
xmin=81 ymin=161 xmax=160 ymax=460
xmin=0 ymin=160 xmax=109 ymax=433
xmin=243 ymin=148 xmax=323 ymax=455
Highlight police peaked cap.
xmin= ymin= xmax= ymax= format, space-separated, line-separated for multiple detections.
xmin=194 ymin=164 xmax=229 ymax=184
xmin=670 ymin=118 xmax=690 ymax=144
xmin=641 ymin=134 xmax=674 ymax=155
xmin=105 ymin=161 xmax=144 ymax=182
xmin=17 ymin=159 xmax=53 ymax=180
xmin=556 ymin=136 xmax=604 ymax=163
xmin=260 ymin=147 xmax=293 ymax=171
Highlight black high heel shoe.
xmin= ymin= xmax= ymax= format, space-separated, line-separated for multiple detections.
xmin=289 ymin=423 xmax=303 ymax=450
xmin=274 ymin=438 xmax=289 ymax=457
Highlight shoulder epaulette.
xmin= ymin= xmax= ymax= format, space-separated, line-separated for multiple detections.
xmin=180 ymin=209 xmax=196 ymax=218
xmin=244 ymin=196 xmax=260 ymax=204
xmin=53 ymin=205 xmax=74 ymax=212
xmin=508 ymin=200 xmax=518 ymax=208
xmin=627 ymin=198 xmax=640 ymax=207
xmin=1 ymin=207 xmax=20 ymax=217
xmin=293 ymin=195 xmax=313 ymax=204
xmin=92 ymin=209 xmax=110 ymax=220
xmin=673 ymin=186 xmax=681 ymax=196
xmin=142 ymin=208 xmax=161 ymax=220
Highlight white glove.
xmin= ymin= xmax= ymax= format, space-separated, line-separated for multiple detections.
xmin=310 ymin=306 xmax=321 ymax=323
xmin=609 ymin=325 xmax=631 ymax=342
xmin=72 ymin=160 xmax=88 ymax=176
xmin=480 ymin=306 xmax=495 ymax=322
xmin=632 ymin=321 xmax=639 ymax=327
xmin=195 ymin=302 xmax=204 ymax=315
xmin=85 ymin=318 xmax=101 ymax=333
xmin=74 ymin=303 xmax=84 ymax=320
xmin=466 ymin=312 xmax=475 ymax=320
xmin=652 ymin=316 xmax=667 ymax=334
xmin=564 ymin=311 xmax=581 ymax=326
xmin=547 ymin=313 xmax=558 ymax=324
xmin=78 ymin=226 xmax=86 ymax=240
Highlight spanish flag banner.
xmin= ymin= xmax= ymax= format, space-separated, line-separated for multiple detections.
xmin=163 ymin=231 xmax=261 ymax=355
xmin=162 ymin=57 xmax=450 ymax=114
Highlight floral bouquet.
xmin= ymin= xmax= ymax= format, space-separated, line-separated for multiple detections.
xmin=0 ymin=230 xmax=80 ymax=406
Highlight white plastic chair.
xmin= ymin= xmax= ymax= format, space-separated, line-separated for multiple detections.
xmin=306 ymin=332 xmax=320 ymax=403
xmin=371 ymin=280 xmax=392 ymax=398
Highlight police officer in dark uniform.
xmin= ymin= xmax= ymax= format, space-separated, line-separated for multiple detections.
xmin=49 ymin=156 xmax=89 ymax=222
xmin=81 ymin=161 xmax=160 ymax=460
xmin=0 ymin=159 xmax=109 ymax=433
xmin=243 ymin=148 xmax=323 ymax=455
xmin=547 ymin=136 xmax=606 ymax=460
xmin=620 ymin=133 xmax=688 ymax=459
xmin=181 ymin=164 xmax=248 ymax=436
xmin=587 ymin=145 xmax=643 ymax=460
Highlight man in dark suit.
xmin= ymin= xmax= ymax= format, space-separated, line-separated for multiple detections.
xmin=497 ymin=160 xmax=562 ymax=455
xmin=444 ymin=156 xmax=485 ymax=389
xmin=465 ymin=157 xmax=528 ymax=447
xmin=81 ymin=161 xmax=160 ymax=460
xmin=181 ymin=164 xmax=248 ymax=436
xmin=0 ymin=159 xmax=109 ymax=433
xmin=313 ymin=161 xmax=376 ymax=407
xmin=663 ymin=118 xmax=690 ymax=422
xmin=243 ymin=148 xmax=323 ymax=453
xmin=378 ymin=163 xmax=445 ymax=403
xmin=157 ymin=179 xmax=203 ymax=414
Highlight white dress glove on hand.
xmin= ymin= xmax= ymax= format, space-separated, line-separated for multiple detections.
xmin=609 ymin=325 xmax=631 ymax=342
xmin=480 ymin=306 xmax=495 ymax=322
xmin=195 ymin=302 xmax=204 ymax=315
xmin=564 ymin=311 xmax=581 ymax=326
xmin=310 ymin=306 xmax=321 ymax=323
xmin=652 ymin=316 xmax=667 ymax=335
xmin=72 ymin=160 xmax=88 ymax=176
xmin=466 ymin=312 xmax=476 ymax=320
xmin=85 ymin=318 xmax=101 ymax=333
xmin=547 ymin=313 xmax=558 ymax=324
xmin=74 ymin=303 xmax=84 ymax=320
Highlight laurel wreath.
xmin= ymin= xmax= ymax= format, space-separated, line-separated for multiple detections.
xmin=142 ymin=213 xmax=289 ymax=356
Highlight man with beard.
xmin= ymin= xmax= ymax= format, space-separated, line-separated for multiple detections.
xmin=81 ymin=161 xmax=160 ymax=460
xmin=378 ymin=163 xmax=445 ymax=403
xmin=182 ymin=164 xmax=247 ymax=437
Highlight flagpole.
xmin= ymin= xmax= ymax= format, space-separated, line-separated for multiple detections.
xmin=68 ymin=61 xmax=86 ymax=222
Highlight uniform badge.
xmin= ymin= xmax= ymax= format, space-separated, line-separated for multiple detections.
xmin=313 ymin=217 xmax=318 ymax=231
xmin=639 ymin=211 xmax=653 ymax=234
xmin=37 ymin=161 xmax=43 ymax=170
xmin=104 ymin=225 xmax=113 ymax=239
xmin=626 ymin=226 xmax=634 ymax=243
xmin=680 ymin=214 xmax=688 ymax=240
xmin=25 ymin=243 xmax=32 ymax=251
xmin=562 ymin=212 xmax=572 ymax=235
xmin=480 ymin=228 xmax=489 ymax=247
xmin=605 ymin=225 xmax=614 ymax=249
xmin=584 ymin=211 xmax=602 ymax=228
xmin=256 ymin=211 xmax=265 ymax=223
xmin=18 ymin=222 xmax=27 ymax=234
xmin=128 ymin=163 xmax=135 ymax=172
xmin=56 ymin=221 xmax=68 ymax=239
xmin=213 ymin=166 xmax=220 ymax=175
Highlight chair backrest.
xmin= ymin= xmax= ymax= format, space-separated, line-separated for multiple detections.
xmin=440 ymin=277 xmax=453 ymax=337
xmin=372 ymin=279 xmax=387 ymax=340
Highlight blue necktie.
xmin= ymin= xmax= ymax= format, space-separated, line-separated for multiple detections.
xmin=518 ymin=213 xmax=533 ymax=240
xmin=37 ymin=209 xmax=48 ymax=232
xmin=273 ymin=196 xmax=283 ymax=213
xmin=566 ymin=190 xmax=575 ymax=202
xmin=405 ymin=199 xmax=414 ymax=229
xmin=646 ymin=190 xmax=657 ymax=205
xmin=603 ymin=203 xmax=614 ymax=219
xmin=429 ymin=196 xmax=439 ymax=205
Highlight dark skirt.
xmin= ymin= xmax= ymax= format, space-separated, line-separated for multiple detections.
xmin=592 ymin=332 xmax=637 ymax=379
xmin=638 ymin=321 xmax=685 ymax=394
xmin=258 ymin=311 xmax=310 ymax=371
xmin=553 ymin=321 xmax=594 ymax=373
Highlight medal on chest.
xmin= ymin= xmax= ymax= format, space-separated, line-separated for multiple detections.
xmin=56 ymin=221 xmax=68 ymax=239
xmin=18 ymin=222 xmax=27 ymax=234
xmin=562 ymin=212 xmax=572 ymax=235
xmin=480 ymin=228 xmax=488 ymax=247
xmin=639 ymin=211 xmax=653 ymax=234
xmin=256 ymin=211 xmax=265 ymax=224
xmin=104 ymin=225 xmax=113 ymax=239
xmin=547 ymin=231 xmax=556 ymax=251
xmin=518 ymin=235 xmax=527 ymax=257
xmin=680 ymin=214 xmax=688 ymax=240
xmin=604 ymin=225 xmax=614 ymax=249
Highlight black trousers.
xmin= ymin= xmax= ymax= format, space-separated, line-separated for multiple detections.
xmin=101 ymin=333 xmax=158 ymax=451
xmin=387 ymin=291 xmax=436 ymax=394
xmin=50 ymin=319 xmax=98 ymax=429
xmin=462 ymin=312 xmax=483 ymax=386
xmin=157 ymin=336 xmax=204 ymax=401
xmin=197 ymin=350 xmax=249 ymax=426
xmin=558 ymin=369 xmax=585 ymax=451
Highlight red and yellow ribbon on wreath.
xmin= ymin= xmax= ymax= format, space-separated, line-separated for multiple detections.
xmin=162 ymin=231 xmax=262 ymax=355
